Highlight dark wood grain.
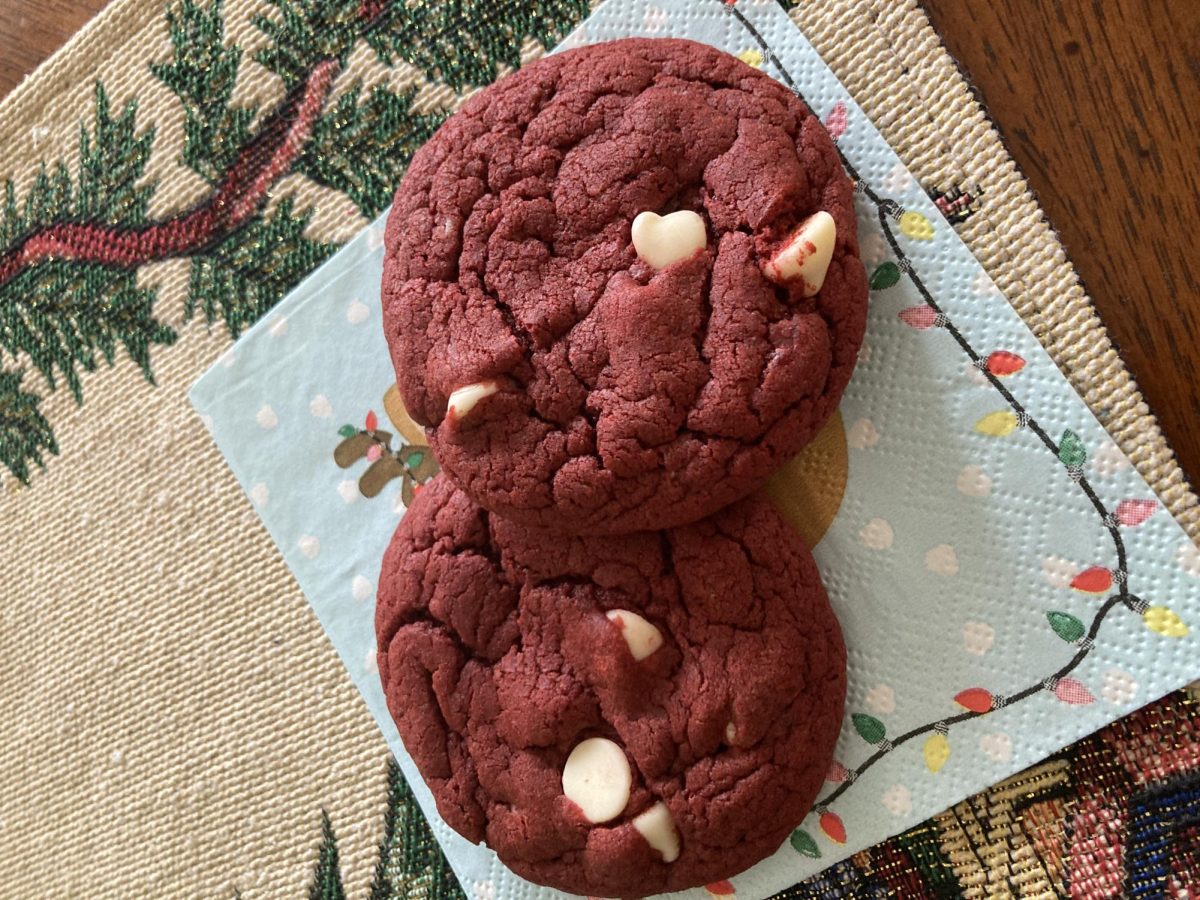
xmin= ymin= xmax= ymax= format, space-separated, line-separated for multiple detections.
xmin=922 ymin=0 xmax=1200 ymax=484
xmin=0 ymin=0 xmax=110 ymax=99
xmin=0 ymin=0 xmax=1196 ymax=485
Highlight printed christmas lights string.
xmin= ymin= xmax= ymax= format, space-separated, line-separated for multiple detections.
xmin=333 ymin=408 xmax=438 ymax=504
xmin=721 ymin=0 xmax=1188 ymax=851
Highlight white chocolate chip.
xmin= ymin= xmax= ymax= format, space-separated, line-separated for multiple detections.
xmin=446 ymin=381 xmax=498 ymax=421
xmin=724 ymin=721 xmax=737 ymax=743
xmin=631 ymin=210 xmax=707 ymax=269
xmin=605 ymin=610 xmax=663 ymax=661
xmin=633 ymin=802 xmax=680 ymax=863
xmin=762 ymin=210 xmax=837 ymax=296
xmin=562 ymin=738 xmax=631 ymax=823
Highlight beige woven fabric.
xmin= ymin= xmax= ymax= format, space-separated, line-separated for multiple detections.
xmin=0 ymin=0 xmax=1193 ymax=897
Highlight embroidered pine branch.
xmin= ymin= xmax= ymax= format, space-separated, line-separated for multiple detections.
xmin=297 ymin=83 xmax=445 ymax=218
xmin=0 ymin=0 xmax=592 ymax=484
xmin=76 ymin=84 xmax=156 ymax=226
xmin=308 ymin=811 xmax=347 ymax=900
xmin=0 ymin=0 xmax=334 ymax=481
xmin=364 ymin=0 xmax=590 ymax=92
xmin=1 ymin=262 xmax=176 ymax=401
xmin=149 ymin=0 xmax=256 ymax=185
xmin=0 ymin=85 xmax=176 ymax=401
xmin=255 ymin=0 xmax=375 ymax=87
xmin=189 ymin=198 xmax=335 ymax=336
xmin=368 ymin=760 xmax=465 ymax=900
xmin=0 ymin=0 xmax=417 ymax=297
xmin=0 ymin=369 xmax=57 ymax=484
xmin=367 ymin=761 xmax=405 ymax=900
xmin=0 ymin=59 xmax=338 ymax=296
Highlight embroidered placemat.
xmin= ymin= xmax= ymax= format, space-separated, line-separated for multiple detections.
xmin=0 ymin=0 xmax=1196 ymax=896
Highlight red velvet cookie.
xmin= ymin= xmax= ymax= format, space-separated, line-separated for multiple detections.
xmin=376 ymin=475 xmax=847 ymax=897
xmin=383 ymin=37 xmax=867 ymax=534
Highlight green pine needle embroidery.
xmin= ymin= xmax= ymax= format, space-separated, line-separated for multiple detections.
xmin=187 ymin=198 xmax=336 ymax=337
xmin=1 ymin=262 xmax=176 ymax=401
xmin=76 ymin=84 xmax=157 ymax=225
xmin=0 ymin=370 xmax=57 ymax=484
xmin=368 ymin=760 xmax=466 ymax=900
xmin=309 ymin=811 xmax=348 ymax=900
xmin=364 ymin=0 xmax=591 ymax=92
xmin=893 ymin=820 xmax=961 ymax=891
xmin=150 ymin=0 xmax=257 ymax=185
xmin=297 ymin=83 xmax=446 ymax=218
xmin=253 ymin=0 xmax=364 ymax=89
xmin=0 ymin=83 xmax=174 ymax=404
xmin=297 ymin=761 xmax=466 ymax=900
xmin=1 ymin=82 xmax=154 ymax=243
xmin=0 ymin=0 xmax=594 ymax=486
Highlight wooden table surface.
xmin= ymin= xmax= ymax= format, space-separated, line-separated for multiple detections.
xmin=1 ymin=0 xmax=1197 ymax=486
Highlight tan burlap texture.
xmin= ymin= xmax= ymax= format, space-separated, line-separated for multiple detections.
xmin=0 ymin=0 xmax=1195 ymax=896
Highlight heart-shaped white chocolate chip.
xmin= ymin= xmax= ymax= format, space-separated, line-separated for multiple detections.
xmin=562 ymin=737 xmax=632 ymax=823
xmin=762 ymin=210 xmax=836 ymax=296
xmin=633 ymin=801 xmax=680 ymax=863
xmin=446 ymin=381 xmax=498 ymax=421
xmin=631 ymin=210 xmax=707 ymax=269
xmin=605 ymin=609 xmax=663 ymax=661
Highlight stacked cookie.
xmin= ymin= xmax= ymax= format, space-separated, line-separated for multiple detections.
xmin=376 ymin=38 xmax=867 ymax=897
